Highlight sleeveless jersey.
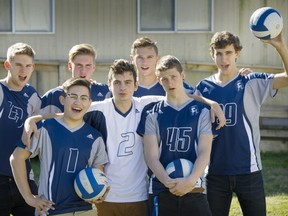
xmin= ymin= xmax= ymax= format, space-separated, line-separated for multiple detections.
xmin=137 ymin=99 xmax=211 ymax=194
xmin=40 ymin=82 xmax=110 ymax=114
xmin=17 ymin=118 xmax=108 ymax=215
xmin=84 ymin=96 xmax=161 ymax=202
xmin=195 ymin=72 xmax=276 ymax=175
xmin=0 ymin=81 xmax=41 ymax=177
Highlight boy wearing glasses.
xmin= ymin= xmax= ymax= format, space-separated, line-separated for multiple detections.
xmin=10 ymin=78 xmax=108 ymax=216
xmin=41 ymin=44 xmax=110 ymax=114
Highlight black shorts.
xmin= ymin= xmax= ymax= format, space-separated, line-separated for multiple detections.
xmin=0 ymin=175 xmax=38 ymax=216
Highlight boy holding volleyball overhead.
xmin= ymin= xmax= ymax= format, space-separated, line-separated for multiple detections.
xmin=10 ymin=78 xmax=108 ymax=216
xmin=137 ymin=55 xmax=213 ymax=216
xmin=195 ymin=30 xmax=288 ymax=216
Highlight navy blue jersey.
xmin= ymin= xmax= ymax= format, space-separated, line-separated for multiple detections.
xmin=41 ymin=82 xmax=110 ymax=114
xmin=133 ymin=82 xmax=194 ymax=97
xmin=183 ymin=81 xmax=195 ymax=94
xmin=18 ymin=118 xmax=108 ymax=215
xmin=0 ymin=81 xmax=41 ymax=177
xmin=137 ymin=99 xmax=211 ymax=194
xmin=133 ymin=82 xmax=165 ymax=97
xmin=195 ymin=73 xmax=276 ymax=175
xmin=83 ymin=109 xmax=108 ymax=144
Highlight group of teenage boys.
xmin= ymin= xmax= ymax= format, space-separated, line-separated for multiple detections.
xmin=1 ymin=28 xmax=288 ymax=216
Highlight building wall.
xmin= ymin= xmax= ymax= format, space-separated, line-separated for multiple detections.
xmin=0 ymin=0 xmax=287 ymax=104
xmin=0 ymin=0 xmax=287 ymax=63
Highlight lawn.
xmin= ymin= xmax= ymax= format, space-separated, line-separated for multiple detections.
xmin=30 ymin=152 xmax=288 ymax=216
xmin=229 ymin=152 xmax=288 ymax=216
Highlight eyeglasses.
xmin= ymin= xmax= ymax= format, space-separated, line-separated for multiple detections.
xmin=66 ymin=93 xmax=91 ymax=102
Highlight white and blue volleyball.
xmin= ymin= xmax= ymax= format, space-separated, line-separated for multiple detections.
xmin=165 ymin=158 xmax=193 ymax=178
xmin=74 ymin=168 xmax=108 ymax=201
xmin=249 ymin=7 xmax=283 ymax=40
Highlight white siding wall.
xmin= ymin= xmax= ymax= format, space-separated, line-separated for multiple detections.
xmin=0 ymin=0 xmax=287 ymax=103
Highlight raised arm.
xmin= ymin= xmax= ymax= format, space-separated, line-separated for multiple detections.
xmin=22 ymin=113 xmax=63 ymax=148
xmin=264 ymin=31 xmax=288 ymax=89
xmin=190 ymin=94 xmax=226 ymax=129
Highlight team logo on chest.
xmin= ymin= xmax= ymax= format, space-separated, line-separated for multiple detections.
xmin=190 ymin=105 xmax=199 ymax=116
xmin=235 ymin=80 xmax=244 ymax=91
xmin=8 ymin=101 xmax=24 ymax=128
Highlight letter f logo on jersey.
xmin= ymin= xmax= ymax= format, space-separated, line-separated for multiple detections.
xmin=190 ymin=106 xmax=199 ymax=116
xmin=235 ymin=80 xmax=244 ymax=91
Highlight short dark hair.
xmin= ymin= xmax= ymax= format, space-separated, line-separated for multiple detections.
xmin=209 ymin=31 xmax=243 ymax=56
xmin=61 ymin=77 xmax=91 ymax=97
xmin=156 ymin=55 xmax=183 ymax=76
xmin=108 ymin=59 xmax=137 ymax=84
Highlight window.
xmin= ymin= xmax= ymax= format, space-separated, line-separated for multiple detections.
xmin=0 ymin=0 xmax=55 ymax=34
xmin=137 ymin=0 xmax=213 ymax=33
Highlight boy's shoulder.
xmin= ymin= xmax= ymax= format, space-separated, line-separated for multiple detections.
xmin=22 ymin=83 xmax=39 ymax=95
xmin=41 ymin=86 xmax=62 ymax=98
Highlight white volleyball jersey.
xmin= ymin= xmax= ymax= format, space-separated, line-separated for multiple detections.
xmin=85 ymin=96 xmax=161 ymax=202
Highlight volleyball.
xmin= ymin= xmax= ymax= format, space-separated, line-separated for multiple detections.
xmin=74 ymin=168 xmax=109 ymax=201
xmin=165 ymin=158 xmax=193 ymax=178
xmin=249 ymin=7 xmax=283 ymax=40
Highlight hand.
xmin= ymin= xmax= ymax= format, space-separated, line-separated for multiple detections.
xmin=261 ymin=30 xmax=284 ymax=48
xmin=22 ymin=117 xmax=38 ymax=149
xmin=210 ymin=102 xmax=226 ymax=130
xmin=239 ymin=67 xmax=253 ymax=76
xmin=169 ymin=178 xmax=195 ymax=197
xmin=25 ymin=195 xmax=54 ymax=216
xmin=89 ymin=79 xmax=97 ymax=84
xmin=164 ymin=179 xmax=177 ymax=189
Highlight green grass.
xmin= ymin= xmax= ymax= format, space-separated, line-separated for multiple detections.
xmin=30 ymin=152 xmax=288 ymax=216
xmin=229 ymin=152 xmax=288 ymax=216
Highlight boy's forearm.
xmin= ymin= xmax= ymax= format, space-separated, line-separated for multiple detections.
xmin=190 ymin=94 xmax=214 ymax=106
xmin=29 ymin=113 xmax=63 ymax=123
xmin=10 ymin=150 xmax=33 ymax=202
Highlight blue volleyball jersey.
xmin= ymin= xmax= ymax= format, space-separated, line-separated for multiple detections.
xmin=41 ymin=82 xmax=110 ymax=114
xmin=195 ymin=72 xmax=276 ymax=175
xmin=137 ymin=99 xmax=212 ymax=194
xmin=183 ymin=81 xmax=195 ymax=94
xmin=0 ymin=81 xmax=41 ymax=178
xmin=133 ymin=82 xmax=165 ymax=97
xmin=133 ymin=82 xmax=194 ymax=97
xmin=17 ymin=118 xmax=108 ymax=215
